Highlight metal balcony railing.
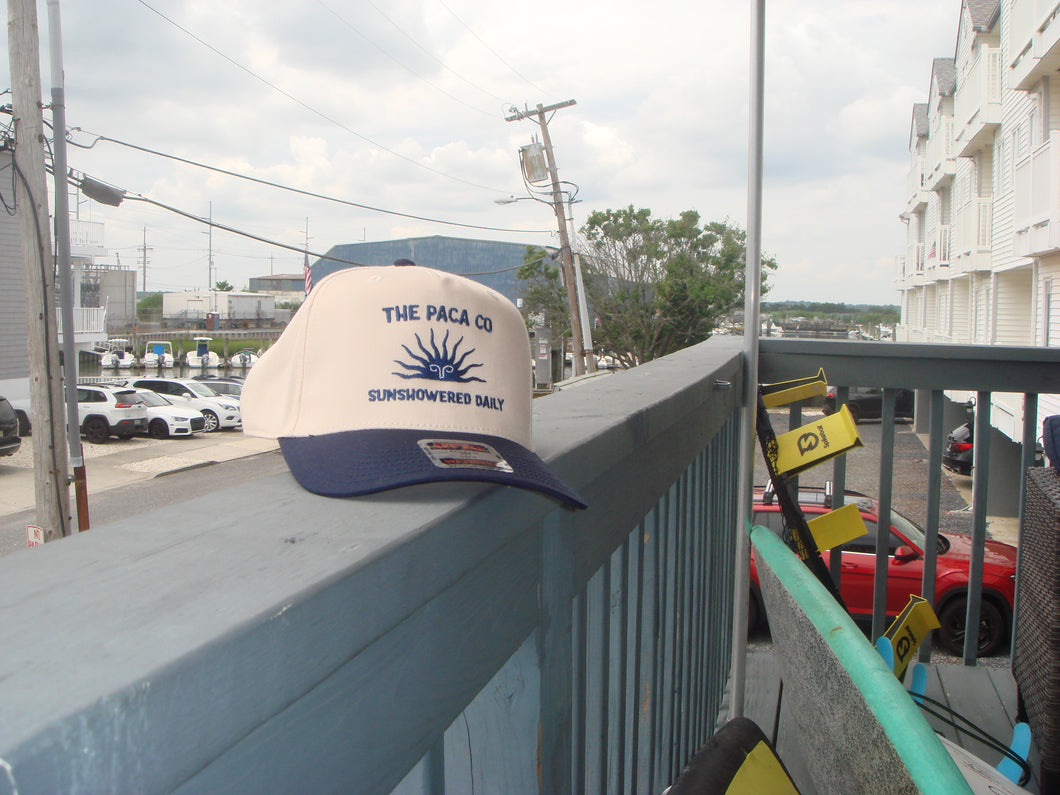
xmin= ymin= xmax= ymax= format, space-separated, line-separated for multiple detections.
xmin=1 ymin=337 xmax=1059 ymax=792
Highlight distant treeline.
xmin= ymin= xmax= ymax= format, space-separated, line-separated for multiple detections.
xmin=762 ymin=301 xmax=899 ymax=326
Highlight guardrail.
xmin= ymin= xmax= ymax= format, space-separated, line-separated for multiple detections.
xmin=1 ymin=337 xmax=1059 ymax=793
xmin=0 ymin=335 xmax=745 ymax=794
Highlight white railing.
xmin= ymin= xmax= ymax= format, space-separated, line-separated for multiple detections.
xmin=926 ymin=118 xmax=955 ymax=183
xmin=907 ymin=156 xmax=927 ymax=205
xmin=976 ymin=198 xmax=993 ymax=250
xmin=54 ymin=306 xmax=106 ymax=337
xmin=955 ymin=47 xmax=1001 ymax=132
xmin=1009 ymin=0 xmax=1036 ymax=66
xmin=908 ymin=242 xmax=924 ymax=273
xmin=954 ymin=197 xmax=993 ymax=258
xmin=938 ymin=223 xmax=952 ymax=264
xmin=69 ymin=219 xmax=104 ymax=249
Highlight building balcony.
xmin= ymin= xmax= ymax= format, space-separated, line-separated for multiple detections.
xmin=55 ymin=305 xmax=107 ymax=346
xmin=925 ymin=118 xmax=956 ymax=190
xmin=951 ymin=197 xmax=993 ymax=273
xmin=924 ymin=224 xmax=951 ymax=269
xmin=905 ymin=159 xmax=930 ymax=214
xmin=1 ymin=339 xmax=1058 ymax=792
xmin=1010 ymin=0 xmax=1060 ymax=90
xmin=1014 ymin=133 xmax=1060 ymax=257
xmin=954 ymin=47 xmax=1002 ymax=156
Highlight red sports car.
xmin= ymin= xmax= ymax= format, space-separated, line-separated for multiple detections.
xmin=750 ymin=486 xmax=1018 ymax=657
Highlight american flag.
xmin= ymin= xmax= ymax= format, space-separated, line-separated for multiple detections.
xmin=303 ymin=252 xmax=313 ymax=295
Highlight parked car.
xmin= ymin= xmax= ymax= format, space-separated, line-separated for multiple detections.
xmin=76 ymin=384 xmax=149 ymax=443
xmin=750 ymin=485 xmax=1017 ymax=656
xmin=942 ymin=421 xmax=974 ymax=475
xmin=0 ymin=397 xmax=22 ymax=457
xmin=821 ymin=387 xmax=915 ymax=424
xmin=191 ymin=375 xmax=244 ymax=399
xmin=124 ymin=377 xmax=241 ymax=432
xmin=942 ymin=419 xmax=1044 ymax=477
xmin=133 ymin=389 xmax=207 ymax=439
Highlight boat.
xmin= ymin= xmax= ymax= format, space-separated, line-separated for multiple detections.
xmin=227 ymin=348 xmax=259 ymax=369
xmin=142 ymin=340 xmax=175 ymax=369
xmin=99 ymin=339 xmax=136 ymax=369
xmin=184 ymin=337 xmax=221 ymax=369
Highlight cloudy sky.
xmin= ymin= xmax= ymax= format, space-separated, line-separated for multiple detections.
xmin=4 ymin=0 xmax=960 ymax=305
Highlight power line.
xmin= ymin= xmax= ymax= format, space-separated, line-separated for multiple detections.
xmin=314 ymin=0 xmax=499 ymax=119
xmin=435 ymin=0 xmax=556 ymax=100
xmin=63 ymin=170 xmax=370 ymax=268
xmin=355 ymin=0 xmax=513 ymax=108
xmin=133 ymin=0 xmax=505 ymax=194
xmin=68 ymin=128 xmax=552 ymax=235
xmin=69 ymin=169 xmax=548 ymax=279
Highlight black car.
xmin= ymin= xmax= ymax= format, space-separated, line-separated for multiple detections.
xmin=943 ymin=421 xmax=974 ymax=475
xmin=0 ymin=397 xmax=22 ymax=457
xmin=822 ymin=387 xmax=914 ymax=424
xmin=940 ymin=421 xmax=1042 ymax=476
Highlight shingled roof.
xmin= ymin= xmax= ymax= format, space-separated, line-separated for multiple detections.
xmin=931 ymin=57 xmax=957 ymax=97
xmin=966 ymin=0 xmax=1000 ymax=32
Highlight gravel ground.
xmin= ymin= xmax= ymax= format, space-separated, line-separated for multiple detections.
xmin=754 ymin=409 xmax=973 ymax=537
xmin=750 ymin=408 xmax=1010 ymax=664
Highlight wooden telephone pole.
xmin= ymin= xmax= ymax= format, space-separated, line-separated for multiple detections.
xmin=505 ymin=100 xmax=587 ymax=377
xmin=8 ymin=0 xmax=72 ymax=540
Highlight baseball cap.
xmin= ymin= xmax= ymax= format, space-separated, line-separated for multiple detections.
xmin=241 ymin=265 xmax=587 ymax=509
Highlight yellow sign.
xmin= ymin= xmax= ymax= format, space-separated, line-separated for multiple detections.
xmin=806 ymin=502 xmax=865 ymax=551
xmin=769 ymin=405 xmax=863 ymax=477
xmin=883 ymin=596 xmax=941 ymax=680
xmin=760 ymin=368 xmax=828 ymax=409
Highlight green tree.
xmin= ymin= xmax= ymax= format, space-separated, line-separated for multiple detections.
xmin=215 ymin=280 xmax=234 ymax=292
xmin=136 ymin=292 xmax=162 ymax=322
xmin=516 ymin=245 xmax=569 ymax=335
xmin=581 ymin=207 xmax=775 ymax=367
xmin=136 ymin=292 xmax=162 ymax=313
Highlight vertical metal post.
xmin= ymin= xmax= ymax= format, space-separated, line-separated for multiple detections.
xmin=964 ymin=391 xmax=991 ymax=665
xmin=829 ymin=386 xmax=850 ymax=585
xmin=1010 ymin=393 xmax=1039 ymax=664
xmin=919 ymin=390 xmax=945 ymax=661
xmin=47 ymin=0 xmax=89 ymax=532
xmin=872 ymin=388 xmax=898 ymax=642
xmin=730 ymin=0 xmax=766 ymax=720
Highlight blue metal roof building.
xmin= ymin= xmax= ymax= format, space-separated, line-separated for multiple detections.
xmin=313 ymin=236 xmax=534 ymax=303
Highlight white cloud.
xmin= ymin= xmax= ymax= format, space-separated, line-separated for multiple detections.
xmin=0 ymin=0 xmax=960 ymax=301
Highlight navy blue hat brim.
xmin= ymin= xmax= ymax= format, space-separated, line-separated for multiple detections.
xmin=278 ymin=428 xmax=587 ymax=510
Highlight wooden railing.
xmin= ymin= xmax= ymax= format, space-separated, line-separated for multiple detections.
xmin=1 ymin=337 xmax=1059 ymax=793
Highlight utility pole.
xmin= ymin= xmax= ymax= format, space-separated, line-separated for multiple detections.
xmin=138 ymin=226 xmax=152 ymax=293
xmin=9 ymin=0 xmax=72 ymax=540
xmin=505 ymin=100 xmax=586 ymax=377
xmin=207 ymin=202 xmax=215 ymax=311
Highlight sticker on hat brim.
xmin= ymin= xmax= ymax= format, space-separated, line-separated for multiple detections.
xmin=418 ymin=439 xmax=514 ymax=473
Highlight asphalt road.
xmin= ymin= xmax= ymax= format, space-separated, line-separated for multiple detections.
xmin=0 ymin=449 xmax=289 ymax=557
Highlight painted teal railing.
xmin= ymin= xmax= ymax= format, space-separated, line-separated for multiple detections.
xmin=1 ymin=337 xmax=1059 ymax=794
xmin=0 ymin=336 xmax=745 ymax=795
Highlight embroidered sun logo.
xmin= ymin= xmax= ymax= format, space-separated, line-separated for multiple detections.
xmin=393 ymin=329 xmax=486 ymax=383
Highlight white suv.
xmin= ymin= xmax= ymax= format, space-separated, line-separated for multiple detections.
xmin=77 ymin=384 xmax=150 ymax=443
xmin=126 ymin=377 xmax=241 ymax=432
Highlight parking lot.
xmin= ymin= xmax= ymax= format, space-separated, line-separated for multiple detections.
xmin=0 ymin=430 xmax=279 ymax=555
xmin=755 ymin=408 xmax=1018 ymax=545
